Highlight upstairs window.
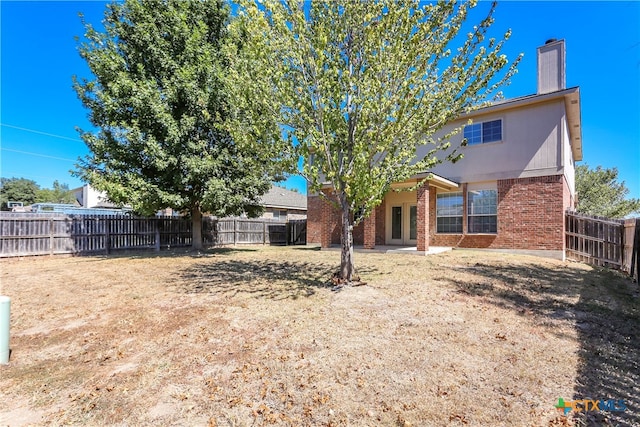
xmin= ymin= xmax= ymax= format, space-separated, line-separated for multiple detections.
xmin=464 ymin=119 xmax=502 ymax=145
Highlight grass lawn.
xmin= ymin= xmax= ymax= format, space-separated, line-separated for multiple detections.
xmin=0 ymin=246 xmax=638 ymax=426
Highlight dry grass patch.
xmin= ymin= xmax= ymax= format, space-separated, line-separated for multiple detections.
xmin=0 ymin=246 xmax=638 ymax=426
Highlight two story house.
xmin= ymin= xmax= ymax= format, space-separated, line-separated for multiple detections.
xmin=307 ymin=39 xmax=581 ymax=259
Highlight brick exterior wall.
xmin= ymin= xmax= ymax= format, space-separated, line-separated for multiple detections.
xmin=307 ymin=174 xmax=569 ymax=251
xmin=309 ymin=192 xmax=386 ymax=248
xmin=329 ymin=204 xmax=342 ymax=245
xmin=353 ymin=222 xmax=364 ymax=245
xmin=306 ymin=195 xmax=324 ymax=245
xmin=375 ymin=201 xmax=386 ymax=246
xmin=416 ymin=184 xmax=430 ymax=251
xmin=363 ymin=209 xmax=376 ymax=249
xmin=352 ymin=202 xmax=386 ymax=247
xmin=494 ymin=175 xmax=566 ymax=250
xmin=563 ymin=175 xmax=574 ymax=212
xmin=307 ymin=192 xmax=341 ymax=247
xmin=430 ymin=175 xmax=566 ymax=251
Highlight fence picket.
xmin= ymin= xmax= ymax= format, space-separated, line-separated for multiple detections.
xmin=565 ymin=211 xmax=638 ymax=276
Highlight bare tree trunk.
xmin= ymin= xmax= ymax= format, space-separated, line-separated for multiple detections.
xmin=192 ymin=205 xmax=203 ymax=250
xmin=339 ymin=193 xmax=355 ymax=282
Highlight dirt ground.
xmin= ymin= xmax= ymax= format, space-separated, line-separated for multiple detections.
xmin=0 ymin=246 xmax=638 ymax=426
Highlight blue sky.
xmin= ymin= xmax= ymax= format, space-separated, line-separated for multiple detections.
xmin=1 ymin=1 xmax=639 ymax=198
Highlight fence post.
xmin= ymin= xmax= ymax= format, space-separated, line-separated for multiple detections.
xmin=286 ymin=221 xmax=291 ymax=246
xmin=104 ymin=218 xmax=110 ymax=255
xmin=233 ymin=218 xmax=237 ymax=246
xmin=49 ymin=218 xmax=54 ymax=256
xmin=631 ymin=218 xmax=639 ymax=282
xmin=155 ymin=219 xmax=160 ymax=252
xmin=263 ymin=221 xmax=267 ymax=245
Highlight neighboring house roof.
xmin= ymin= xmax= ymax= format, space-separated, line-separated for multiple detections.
xmin=93 ymin=200 xmax=120 ymax=208
xmin=260 ymin=186 xmax=307 ymax=210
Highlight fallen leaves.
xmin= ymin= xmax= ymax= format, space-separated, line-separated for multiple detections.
xmin=495 ymin=333 xmax=508 ymax=341
xmin=4 ymin=247 xmax=631 ymax=426
xmin=449 ymin=413 xmax=469 ymax=424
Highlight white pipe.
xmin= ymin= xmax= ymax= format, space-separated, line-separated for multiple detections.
xmin=0 ymin=296 xmax=10 ymax=364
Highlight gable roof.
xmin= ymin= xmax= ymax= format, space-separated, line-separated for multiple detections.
xmin=260 ymin=186 xmax=307 ymax=210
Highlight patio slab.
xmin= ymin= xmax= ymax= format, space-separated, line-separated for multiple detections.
xmin=320 ymin=245 xmax=453 ymax=256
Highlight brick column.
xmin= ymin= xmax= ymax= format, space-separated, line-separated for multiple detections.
xmin=320 ymin=196 xmax=332 ymax=248
xmin=363 ymin=209 xmax=376 ymax=249
xmin=375 ymin=201 xmax=386 ymax=246
xmin=417 ymin=183 xmax=430 ymax=252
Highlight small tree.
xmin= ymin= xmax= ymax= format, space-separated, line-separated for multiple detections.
xmin=0 ymin=177 xmax=39 ymax=210
xmin=576 ymin=164 xmax=640 ymax=218
xmin=231 ymin=0 xmax=520 ymax=282
xmin=73 ymin=0 xmax=292 ymax=249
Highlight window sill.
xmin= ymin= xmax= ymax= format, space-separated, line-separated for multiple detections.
xmin=435 ymin=232 xmax=497 ymax=236
xmin=466 ymin=233 xmax=498 ymax=236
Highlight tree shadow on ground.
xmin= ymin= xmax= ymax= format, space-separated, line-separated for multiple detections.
xmin=175 ymin=258 xmax=378 ymax=301
xmin=77 ymin=246 xmax=258 ymax=261
xmin=571 ymin=269 xmax=640 ymax=427
xmin=437 ymin=259 xmax=640 ymax=426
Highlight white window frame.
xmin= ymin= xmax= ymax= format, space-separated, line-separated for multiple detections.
xmin=467 ymin=188 xmax=498 ymax=234
xmin=464 ymin=118 xmax=503 ymax=146
xmin=272 ymin=209 xmax=287 ymax=221
xmin=436 ymin=191 xmax=463 ymax=234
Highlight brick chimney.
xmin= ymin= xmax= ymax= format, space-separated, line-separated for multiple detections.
xmin=537 ymin=39 xmax=566 ymax=94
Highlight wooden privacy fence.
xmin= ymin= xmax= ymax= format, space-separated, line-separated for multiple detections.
xmin=204 ymin=218 xmax=306 ymax=246
xmin=0 ymin=213 xmax=306 ymax=258
xmin=626 ymin=218 xmax=640 ymax=282
xmin=565 ymin=211 xmax=639 ymax=281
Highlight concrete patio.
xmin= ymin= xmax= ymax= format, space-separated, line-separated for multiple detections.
xmin=320 ymin=245 xmax=453 ymax=256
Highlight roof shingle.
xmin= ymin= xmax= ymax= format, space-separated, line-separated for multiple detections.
xmin=260 ymin=186 xmax=307 ymax=210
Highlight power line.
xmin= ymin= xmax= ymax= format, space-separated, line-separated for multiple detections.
xmin=1 ymin=171 xmax=77 ymax=183
xmin=0 ymin=123 xmax=84 ymax=143
xmin=0 ymin=147 xmax=77 ymax=162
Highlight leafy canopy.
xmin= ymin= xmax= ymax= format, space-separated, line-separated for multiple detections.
xmin=231 ymin=0 xmax=521 ymax=280
xmin=576 ymin=164 xmax=640 ymax=218
xmin=0 ymin=178 xmax=76 ymax=209
xmin=73 ymin=0 xmax=293 ymax=219
xmin=0 ymin=178 xmax=40 ymax=209
xmin=36 ymin=181 xmax=76 ymax=204
xmin=232 ymin=0 xmax=520 ymax=220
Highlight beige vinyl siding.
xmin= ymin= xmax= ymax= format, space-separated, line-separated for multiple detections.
xmin=562 ymin=114 xmax=576 ymax=197
xmin=423 ymin=99 xmax=567 ymax=183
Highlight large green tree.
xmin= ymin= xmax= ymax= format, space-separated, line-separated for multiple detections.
xmin=231 ymin=0 xmax=520 ymax=282
xmin=36 ymin=181 xmax=76 ymax=204
xmin=0 ymin=177 xmax=39 ymax=210
xmin=73 ymin=0 xmax=291 ymax=249
xmin=576 ymin=164 xmax=640 ymax=218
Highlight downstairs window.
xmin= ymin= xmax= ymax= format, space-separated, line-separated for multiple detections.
xmin=467 ymin=189 xmax=497 ymax=233
xmin=436 ymin=192 xmax=463 ymax=233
